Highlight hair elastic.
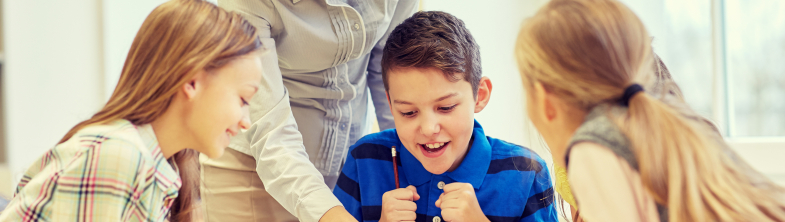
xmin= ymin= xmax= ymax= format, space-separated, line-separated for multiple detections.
xmin=620 ymin=84 xmax=644 ymax=107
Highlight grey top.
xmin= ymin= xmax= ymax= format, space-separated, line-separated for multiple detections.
xmin=216 ymin=0 xmax=418 ymax=221
xmin=566 ymin=104 xmax=669 ymax=222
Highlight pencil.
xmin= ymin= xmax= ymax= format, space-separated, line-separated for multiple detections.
xmin=392 ymin=146 xmax=400 ymax=189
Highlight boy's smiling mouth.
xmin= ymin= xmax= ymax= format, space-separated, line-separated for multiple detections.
xmin=418 ymin=141 xmax=450 ymax=158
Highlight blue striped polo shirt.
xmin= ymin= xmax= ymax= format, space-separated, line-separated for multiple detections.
xmin=334 ymin=120 xmax=557 ymax=222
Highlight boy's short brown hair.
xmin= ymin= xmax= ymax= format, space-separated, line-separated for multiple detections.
xmin=382 ymin=11 xmax=482 ymax=96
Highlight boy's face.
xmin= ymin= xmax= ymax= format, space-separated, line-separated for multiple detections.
xmin=387 ymin=67 xmax=490 ymax=175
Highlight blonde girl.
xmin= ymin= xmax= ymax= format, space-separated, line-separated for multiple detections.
xmin=516 ymin=0 xmax=785 ymax=221
xmin=0 ymin=0 xmax=262 ymax=221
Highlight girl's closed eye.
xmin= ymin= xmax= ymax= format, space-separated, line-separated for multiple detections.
xmin=241 ymin=98 xmax=249 ymax=106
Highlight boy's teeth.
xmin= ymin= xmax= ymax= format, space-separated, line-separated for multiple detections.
xmin=423 ymin=142 xmax=446 ymax=149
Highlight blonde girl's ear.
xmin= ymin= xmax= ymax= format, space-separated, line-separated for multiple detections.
xmin=532 ymin=81 xmax=558 ymax=122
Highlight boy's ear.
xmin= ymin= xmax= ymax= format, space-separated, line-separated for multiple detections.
xmin=533 ymin=82 xmax=557 ymax=122
xmin=474 ymin=76 xmax=492 ymax=113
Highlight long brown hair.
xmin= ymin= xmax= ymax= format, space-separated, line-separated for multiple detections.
xmin=58 ymin=0 xmax=261 ymax=221
xmin=515 ymin=0 xmax=785 ymax=221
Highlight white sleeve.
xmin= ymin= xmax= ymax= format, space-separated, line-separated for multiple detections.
xmin=220 ymin=1 xmax=342 ymax=222
xmin=365 ymin=0 xmax=419 ymax=130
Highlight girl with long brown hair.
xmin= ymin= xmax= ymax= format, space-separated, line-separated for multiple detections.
xmin=0 ymin=0 xmax=262 ymax=221
xmin=516 ymin=0 xmax=785 ymax=221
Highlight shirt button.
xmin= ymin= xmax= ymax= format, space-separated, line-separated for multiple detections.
xmin=354 ymin=23 xmax=360 ymax=30
xmin=341 ymin=123 xmax=346 ymax=129
xmin=437 ymin=181 xmax=445 ymax=190
xmin=433 ymin=216 xmax=441 ymax=222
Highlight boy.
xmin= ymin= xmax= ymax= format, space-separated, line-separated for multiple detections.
xmin=333 ymin=11 xmax=557 ymax=222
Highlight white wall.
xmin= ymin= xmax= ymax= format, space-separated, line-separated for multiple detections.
xmin=3 ymin=0 xmax=105 ymax=192
xmin=101 ymin=1 xmax=167 ymax=100
xmin=1 ymin=0 xmax=166 ymax=195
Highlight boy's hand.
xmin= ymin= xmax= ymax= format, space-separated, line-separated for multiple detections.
xmin=434 ymin=183 xmax=490 ymax=222
xmin=380 ymin=185 xmax=420 ymax=222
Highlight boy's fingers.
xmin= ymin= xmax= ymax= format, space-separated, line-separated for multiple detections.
xmin=385 ymin=189 xmax=412 ymax=201
xmin=442 ymin=182 xmax=471 ymax=192
xmin=394 ymin=200 xmax=418 ymax=211
xmin=435 ymin=192 xmax=448 ymax=208
xmin=440 ymin=190 xmax=461 ymax=201
xmin=440 ymin=209 xmax=463 ymax=222
xmin=406 ymin=185 xmax=420 ymax=201
xmin=393 ymin=210 xmax=418 ymax=221
xmin=437 ymin=198 xmax=460 ymax=209
xmin=389 ymin=187 xmax=419 ymax=201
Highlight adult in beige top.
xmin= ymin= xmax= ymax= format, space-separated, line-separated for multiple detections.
xmin=201 ymin=0 xmax=418 ymax=222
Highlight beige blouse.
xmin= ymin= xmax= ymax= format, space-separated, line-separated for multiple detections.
xmin=568 ymin=141 xmax=661 ymax=222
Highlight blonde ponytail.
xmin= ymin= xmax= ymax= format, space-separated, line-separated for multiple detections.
xmin=622 ymin=91 xmax=785 ymax=221
xmin=516 ymin=0 xmax=785 ymax=221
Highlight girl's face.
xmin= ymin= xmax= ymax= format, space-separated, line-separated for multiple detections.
xmin=525 ymin=81 xmax=585 ymax=168
xmin=186 ymin=54 xmax=262 ymax=158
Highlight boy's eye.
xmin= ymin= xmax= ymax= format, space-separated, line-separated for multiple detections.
xmin=400 ymin=111 xmax=417 ymax=117
xmin=241 ymin=98 xmax=250 ymax=106
xmin=438 ymin=104 xmax=457 ymax=111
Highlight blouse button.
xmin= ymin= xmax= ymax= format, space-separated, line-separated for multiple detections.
xmin=433 ymin=216 xmax=441 ymax=222
xmin=437 ymin=181 xmax=445 ymax=190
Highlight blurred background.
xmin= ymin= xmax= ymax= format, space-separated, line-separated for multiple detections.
xmin=0 ymin=0 xmax=783 ymax=213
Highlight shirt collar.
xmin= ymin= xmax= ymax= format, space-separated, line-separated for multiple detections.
xmin=400 ymin=120 xmax=492 ymax=189
xmin=137 ymin=123 xmax=183 ymax=193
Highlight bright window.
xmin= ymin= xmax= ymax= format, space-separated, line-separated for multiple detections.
xmin=725 ymin=0 xmax=785 ymax=137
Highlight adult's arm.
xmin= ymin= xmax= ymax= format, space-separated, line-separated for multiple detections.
xmin=218 ymin=1 xmax=353 ymax=222
xmin=366 ymin=0 xmax=419 ymax=130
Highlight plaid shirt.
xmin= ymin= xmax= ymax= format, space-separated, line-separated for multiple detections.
xmin=0 ymin=120 xmax=182 ymax=222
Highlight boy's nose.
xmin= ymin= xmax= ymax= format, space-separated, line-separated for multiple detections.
xmin=419 ymin=114 xmax=440 ymax=136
